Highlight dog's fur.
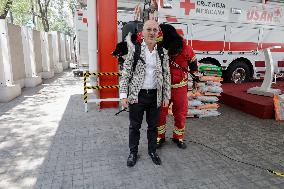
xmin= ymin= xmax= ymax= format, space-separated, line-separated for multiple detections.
xmin=112 ymin=33 xmax=138 ymax=68
xmin=112 ymin=41 xmax=128 ymax=57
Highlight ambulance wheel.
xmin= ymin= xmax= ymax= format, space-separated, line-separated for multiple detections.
xmin=225 ymin=61 xmax=250 ymax=83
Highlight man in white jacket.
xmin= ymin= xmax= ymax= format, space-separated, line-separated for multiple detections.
xmin=120 ymin=20 xmax=171 ymax=167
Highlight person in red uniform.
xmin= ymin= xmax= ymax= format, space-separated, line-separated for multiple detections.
xmin=157 ymin=24 xmax=198 ymax=149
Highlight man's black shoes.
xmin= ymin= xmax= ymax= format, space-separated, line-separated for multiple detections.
xmin=172 ymin=138 xmax=187 ymax=149
xmin=149 ymin=152 xmax=162 ymax=165
xmin=127 ymin=152 xmax=161 ymax=166
xmin=127 ymin=153 xmax=138 ymax=167
xmin=156 ymin=137 xmax=165 ymax=149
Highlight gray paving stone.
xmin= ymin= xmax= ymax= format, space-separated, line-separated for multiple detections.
xmin=0 ymin=70 xmax=284 ymax=189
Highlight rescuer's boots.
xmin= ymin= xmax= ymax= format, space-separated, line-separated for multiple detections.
xmin=172 ymin=138 xmax=187 ymax=149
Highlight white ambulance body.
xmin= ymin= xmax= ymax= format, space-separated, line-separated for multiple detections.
xmin=158 ymin=0 xmax=284 ymax=83
xmin=74 ymin=9 xmax=89 ymax=69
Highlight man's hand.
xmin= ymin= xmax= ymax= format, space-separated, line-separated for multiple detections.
xmin=193 ymin=75 xmax=200 ymax=83
xmin=191 ymin=73 xmax=200 ymax=89
xmin=193 ymin=80 xmax=198 ymax=89
xmin=162 ymin=99 xmax=169 ymax=107
xmin=121 ymin=98 xmax=128 ymax=108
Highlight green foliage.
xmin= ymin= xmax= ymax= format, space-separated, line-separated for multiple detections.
xmin=0 ymin=0 xmax=78 ymax=34
xmin=49 ymin=0 xmax=76 ymax=34
xmin=0 ymin=0 xmax=7 ymax=16
xmin=51 ymin=18 xmax=73 ymax=35
xmin=0 ymin=0 xmax=12 ymax=19
xmin=11 ymin=0 xmax=32 ymax=25
xmin=68 ymin=0 xmax=77 ymax=16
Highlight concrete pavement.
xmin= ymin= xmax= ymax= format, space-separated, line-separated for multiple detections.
xmin=0 ymin=70 xmax=283 ymax=189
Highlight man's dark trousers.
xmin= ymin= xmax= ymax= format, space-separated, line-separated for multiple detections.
xmin=129 ymin=89 xmax=160 ymax=154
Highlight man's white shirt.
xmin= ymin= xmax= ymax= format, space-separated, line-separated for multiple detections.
xmin=120 ymin=42 xmax=157 ymax=99
xmin=142 ymin=44 xmax=157 ymax=90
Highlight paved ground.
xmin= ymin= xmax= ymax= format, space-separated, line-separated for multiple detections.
xmin=0 ymin=70 xmax=284 ymax=189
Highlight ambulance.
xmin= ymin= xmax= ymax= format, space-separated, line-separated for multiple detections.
xmin=157 ymin=0 xmax=284 ymax=83
xmin=74 ymin=9 xmax=89 ymax=71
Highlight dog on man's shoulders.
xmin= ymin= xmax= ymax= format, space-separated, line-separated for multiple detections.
xmin=112 ymin=33 xmax=138 ymax=70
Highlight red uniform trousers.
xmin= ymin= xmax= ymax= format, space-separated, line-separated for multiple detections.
xmin=157 ymin=85 xmax=188 ymax=139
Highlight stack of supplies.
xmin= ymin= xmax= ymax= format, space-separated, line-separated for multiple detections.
xmin=187 ymin=64 xmax=223 ymax=118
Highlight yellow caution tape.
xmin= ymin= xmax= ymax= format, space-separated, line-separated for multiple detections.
xmin=84 ymin=85 xmax=119 ymax=90
xmin=84 ymin=72 xmax=121 ymax=77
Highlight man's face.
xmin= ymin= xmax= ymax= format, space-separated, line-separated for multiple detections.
xmin=142 ymin=20 xmax=159 ymax=45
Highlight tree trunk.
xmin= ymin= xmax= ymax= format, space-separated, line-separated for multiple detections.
xmin=9 ymin=9 xmax=13 ymax=23
xmin=37 ymin=0 xmax=50 ymax=32
xmin=31 ymin=1 xmax=36 ymax=27
xmin=0 ymin=0 xmax=13 ymax=19
xmin=42 ymin=17 xmax=49 ymax=32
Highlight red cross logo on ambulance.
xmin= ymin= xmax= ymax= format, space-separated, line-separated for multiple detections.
xmin=247 ymin=6 xmax=282 ymax=23
xmin=180 ymin=0 xmax=196 ymax=15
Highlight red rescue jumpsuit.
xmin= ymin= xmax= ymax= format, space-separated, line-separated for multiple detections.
xmin=157 ymin=40 xmax=196 ymax=140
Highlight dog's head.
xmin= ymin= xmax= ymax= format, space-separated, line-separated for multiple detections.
xmin=112 ymin=33 xmax=140 ymax=68
xmin=112 ymin=41 xmax=128 ymax=57
xmin=112 ymin=33 xmax=138 ymax=57
xmin=112 ymin=42 xmax=128 ymax=67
